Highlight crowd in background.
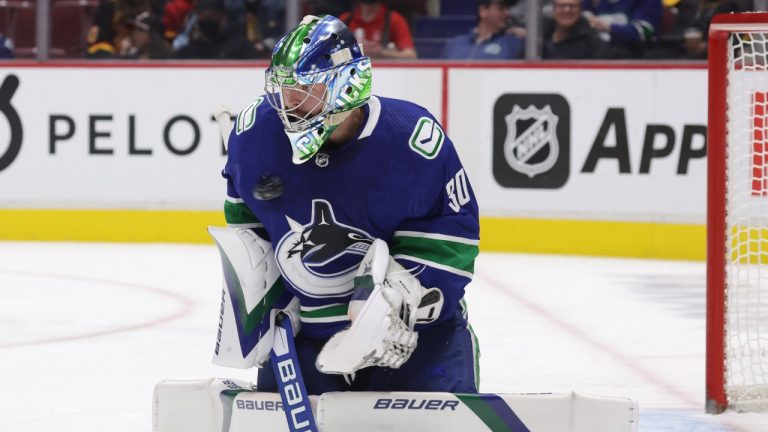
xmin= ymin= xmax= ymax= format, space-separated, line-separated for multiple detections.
xmin=0 ymin=0 xmax=763 ymax=60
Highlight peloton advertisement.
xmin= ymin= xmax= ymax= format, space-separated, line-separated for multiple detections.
xmin=0 ymin=64 xmax=708 ymax=226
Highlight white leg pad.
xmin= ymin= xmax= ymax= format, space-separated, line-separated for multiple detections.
xmin=154 ymin=379 xmax=637 ymax=432
xmin=317 ymin=391 xmax=638 ymax=432
xmin=153 ymin=378 xmax=319 ymax=432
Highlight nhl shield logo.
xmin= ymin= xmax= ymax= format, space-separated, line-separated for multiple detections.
xmin=493 ymin=94 xmax=570 ymax=189
xmin=504 ymin=105 xmax=559 ymax=178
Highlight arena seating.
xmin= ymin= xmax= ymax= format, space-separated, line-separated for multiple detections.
xmin=413 ymin=0 xmax=476 ymax=58
xmin=0 ymin=0 xmax=97 ymax=58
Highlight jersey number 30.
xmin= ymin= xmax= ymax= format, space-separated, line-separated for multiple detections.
xmin=446 ymin=168 xmax=470 ymax=213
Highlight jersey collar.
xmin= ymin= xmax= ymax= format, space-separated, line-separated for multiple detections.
xmin=357 ymin=96 xmax=381 ymax=140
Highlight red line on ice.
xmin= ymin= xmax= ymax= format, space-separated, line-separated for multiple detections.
xmin=0 ymin=271 xmax=195 ymax=349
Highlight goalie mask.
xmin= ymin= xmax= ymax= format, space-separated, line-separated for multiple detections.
xmin=265 ymin=15 xmax=372 ymax=164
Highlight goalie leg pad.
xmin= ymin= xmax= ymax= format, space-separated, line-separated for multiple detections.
xmin=317 ymin=391 xmax=638 ymax=432
xmin=153 ymin=378 xmax=320 ymax=432
xmin=153 ymin=382 xmax=636 ymax=432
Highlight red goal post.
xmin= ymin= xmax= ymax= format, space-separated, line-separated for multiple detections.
xmin=707 ymin=12 xmax=768 ymax=414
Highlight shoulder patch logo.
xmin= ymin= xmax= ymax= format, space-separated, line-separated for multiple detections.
xmin=408 ymin=117 xmax=444 ymax=159
xmin=236 ymin=97 xmax=264 ymax=135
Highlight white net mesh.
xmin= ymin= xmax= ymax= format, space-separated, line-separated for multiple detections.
xmin=725 ymin=31 xmax=768 ymax=412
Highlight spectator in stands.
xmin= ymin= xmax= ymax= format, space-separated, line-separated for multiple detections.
xmin=86 ymin=0 xmax=164 ymax=58
xmin=678 ymin=0 xmax=752 ymax=59
xmin=258 ymin=0 xmax=286 ymax=50
xmin=443 ymin=0 xmax=524 ymax=60
xmin=125 ymin=10 xmax=172 ymax=58
xmin=163 ymin=0 xmax=194 ymax=41
xmin=174 ymin=0 xmax=260 ymax=59
xmin=506 ymin=0 xmax=528 ymax=38
xmin=642 ymin=0 xmax=752 ymax=59
xmin=388 ymin=0 xmax=428 ymax=25
xmin=543 ymin=0 xmax=612 ymax=59
xmin=0 ymin=35 xmax=13 ymax=59
xmin=306 ymin=0 xmax=353 ymax=17
xmin=581 ymin=0 xmax=662 ymax=58
xmin=339 ymin=0 xmax=418 ymax=59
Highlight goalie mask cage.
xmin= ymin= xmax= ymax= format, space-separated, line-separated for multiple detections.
xmin=707 ymin=12 xmax=768 ymax=414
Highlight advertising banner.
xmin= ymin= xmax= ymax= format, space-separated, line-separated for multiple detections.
xmin=449 ymin=68 xmax=708 ymax=224
xmin=0 ymin=65 xmax=442 ymax=209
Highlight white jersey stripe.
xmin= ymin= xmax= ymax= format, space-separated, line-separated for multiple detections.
xmin=393 ymin=230 xmax=479 ymax=246
xmin=300 ymin=303 xmax=346 ymax=312
xmin=225 ymin=196 xmax=244 ymax=204
xmin=358 ymin=96 xmax=381 ymax=140
xmin=393 ymin=254 xmax=474 ymax=279
xmin=226 ymin=223 xmax=264 ymax=229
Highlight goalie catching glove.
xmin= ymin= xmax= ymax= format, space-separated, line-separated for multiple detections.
xmin=315 ymin=239 xmax=444 ymax=374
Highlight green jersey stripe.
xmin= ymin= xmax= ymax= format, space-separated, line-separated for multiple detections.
xmin=391 ymin=235 xmax=478 ymax=275
xmin=300 ymin=315 xmax=350 ymax=324
xmin=300 ymin=304 xmax=349 ymax=319
xmin=224 ymin=200 xmax=260 ymax=225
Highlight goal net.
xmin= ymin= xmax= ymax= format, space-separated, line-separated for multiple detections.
xmin=707 ymin=12 xmax=768 ymax=414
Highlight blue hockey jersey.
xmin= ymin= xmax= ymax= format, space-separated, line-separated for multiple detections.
xmin=223 ymin=95 xmax=479 ymax=340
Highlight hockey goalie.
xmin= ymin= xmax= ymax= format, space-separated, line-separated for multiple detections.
xmin=153 ymin=14 xmax=637 ymax=432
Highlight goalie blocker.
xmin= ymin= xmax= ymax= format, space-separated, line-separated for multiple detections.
xmin=153 ymin=378 xmax=638 ymax=432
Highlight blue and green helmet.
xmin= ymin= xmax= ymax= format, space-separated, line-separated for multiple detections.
xmin=265 ymin=15 xmax=373 ymax=164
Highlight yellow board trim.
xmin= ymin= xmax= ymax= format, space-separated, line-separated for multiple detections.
xmin=0 ymin=210 xmax=705 ymax=260
xmin=0 ymin=209 xmax=225 ymax=243
xmin=480 ymin=217 xmax=705 ymax=261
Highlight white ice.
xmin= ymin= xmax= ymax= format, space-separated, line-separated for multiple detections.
xmin=0 ymin=241 xmax=767 ymax=431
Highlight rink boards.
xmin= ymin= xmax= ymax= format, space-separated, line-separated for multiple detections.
xmin=0 ymin=62 xmax=709 ymax=259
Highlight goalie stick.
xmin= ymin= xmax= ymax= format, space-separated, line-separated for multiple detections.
xmin=214 ymin=104 xmax=315 ymax=431
xmin=213 ymin=105 xmax=234 ymax=151
xmin=271 ymin=311 xmax=318 ymax=432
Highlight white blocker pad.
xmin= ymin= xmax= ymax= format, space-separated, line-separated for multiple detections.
xmin=208 ymin=226 xmax=298 ymax=369
xmin=154 ymin=379 xmax=636 ymax=432
xmin=153 ymin=378 xmax=319 ymax=432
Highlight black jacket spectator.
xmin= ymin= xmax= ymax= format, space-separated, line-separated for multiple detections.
xmin=175 ymin=24 xmax=259 ymax=59
xmin=543 ymin=16 xmax=612 ymax=59
xmin=174 ymin=0 xmax=259 ymax=59
xmin=86 ymin=0 xmax=164 ymax=58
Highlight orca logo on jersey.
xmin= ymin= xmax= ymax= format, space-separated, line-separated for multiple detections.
xmin=493 ymin=94 xmax=570 ymax=189
xmin=275 ymin=199 xmax=374 ymax=298
xmin=0 ymin=74 xmax=23 ymax=173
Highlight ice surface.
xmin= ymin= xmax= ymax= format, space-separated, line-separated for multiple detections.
xmin=0 ymin=242 xmax=766 ymax=431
